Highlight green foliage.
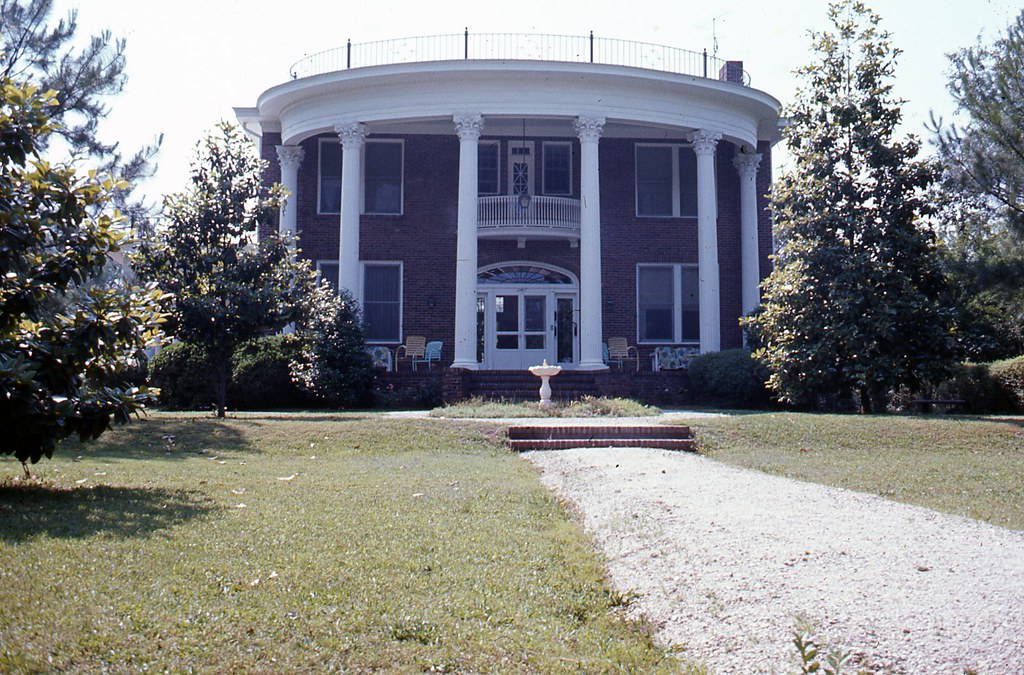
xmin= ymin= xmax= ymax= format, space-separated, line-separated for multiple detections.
xmin=0 ymin=0 xmax=160 ymax=227
xmin=916 ymin=361 xmax=1017 ymax=414
xmin=229 ymin=334 xmax=310 ymax=410
xmin=148 ymin=341 xmax=212 ymax=410
xmin=291 ymin=284 xmax=373 ymax=408
xmin=747 ymin=0 xmax=955 ymax=413
xmin=0 ymin=74 xmax=166 ymax=466
xmin=930 ymin=13 xmax=1024 ymax=361
xmin=687 ymin=349 xmax=770 ymax=408
xmin=934 ymin=10 xmax=1024 ymax=232
xmin=990 ymin=355 xmax=1024 ymax=411
xmin=793 ymin=618 xmax=850 ymax=674
xmin=134 ymin=122 xmax=319 ymax=417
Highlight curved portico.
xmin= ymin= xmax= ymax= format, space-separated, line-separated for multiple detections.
xmin=237 ymin=35 xmax=781 ymax=372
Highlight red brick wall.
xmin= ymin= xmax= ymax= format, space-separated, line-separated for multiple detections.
xmin=272 ymin=131 xmax=765 ymax=361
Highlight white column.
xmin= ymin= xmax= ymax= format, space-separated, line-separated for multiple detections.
xmin=452 ymin=114 xmax=484 ymax=370
xmin=691 ymin=129 xmax=722 ymax=353
xmin=575 ymin=116 xmax=607 ymax=370
xmin=275 ymin=145 xmax=304 ymax=247
xmin=734 ymin=150 xmax=763 ymax=318
xmin=335 ymin=123 xmax=366 ymax=295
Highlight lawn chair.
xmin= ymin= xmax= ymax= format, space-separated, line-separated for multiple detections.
xmin=395 ymin=336 xmax=426 ymax=370
xmin=413 ymin=340 xmax=443 ymax=371
xmin=606 ymin=337 xmax=639 ymax=372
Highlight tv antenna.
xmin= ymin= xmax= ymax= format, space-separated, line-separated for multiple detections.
xmin=712 ymin=18 xmax=720 ymax=58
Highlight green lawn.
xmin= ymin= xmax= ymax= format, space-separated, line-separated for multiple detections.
xmin=0 ymin=413 xmax=675 ymax=673
xmin=689 ymin=412 xmax=1024 ymax=530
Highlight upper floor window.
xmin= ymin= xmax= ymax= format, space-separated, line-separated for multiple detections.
xmin=364 ymin=141 xmax=403 ymax=215
xmin=637 ymin=264 xmax=699 ymax=344
xmin=635 ymin=144 xmax=698 ymax=218
xmin=318 ymin=139 xmax=341 ymax=213
xmin=542 ymin=142 xmax=572 ymax=195
xmin=478 ymin=141 xmax=500 ymax=195
xmin=317 ymin=138 xmax=404 ymax=215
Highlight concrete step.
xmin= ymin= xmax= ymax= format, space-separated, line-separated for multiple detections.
xmin=508 ymin=424 xmax=695 ymax=452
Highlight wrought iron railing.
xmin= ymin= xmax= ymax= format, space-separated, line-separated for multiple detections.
xmin=290 ymin=32 xmax=738 ymax=83
xmin=477 ymin=195 xmax=580 ymax=235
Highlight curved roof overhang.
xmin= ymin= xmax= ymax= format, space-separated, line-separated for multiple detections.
xmin=235 ymin=60 xmax=781 ymax=148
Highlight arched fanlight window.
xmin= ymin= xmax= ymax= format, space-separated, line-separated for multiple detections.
xmin=478 ymin=265 xmax=574 ymax=285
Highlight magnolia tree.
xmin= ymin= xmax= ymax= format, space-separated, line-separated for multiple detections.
xmin=134 ymin=122 xmax=319 ymax=417
xmin=747 ymin=0 xmax=955 ymax=412
xmin=0 ymin=76 xmax=165 ymax=470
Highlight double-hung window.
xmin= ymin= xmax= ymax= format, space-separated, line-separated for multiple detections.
xmin=362 ymin=262 xmax=402 ymax=343
xmin=542 ymin=142 xmax=572 ymax=195
xmin=635 ymin=144 xmax=699 ymax=217
xmin=637 ymin=264 xmax=699 ymax=343
xmin=478 ymin=141 xmax=499 ymax=195
xmin=317 ymin=139 xmax=404 ymax=215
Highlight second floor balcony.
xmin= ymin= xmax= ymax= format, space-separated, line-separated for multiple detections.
xmin=477 ymin=195 xmax=581 ymax=244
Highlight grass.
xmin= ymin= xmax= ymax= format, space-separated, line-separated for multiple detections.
xmin=688 ymin=412 xmax=1024 ymax=531
xmin=432 ymin=396 xmax=659 ymax=419
xmin=0 ymin=412 xmax=676 ymax=673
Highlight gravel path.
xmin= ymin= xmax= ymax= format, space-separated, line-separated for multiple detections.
xmin=524 ymin=447 xmax=1024 ymax=674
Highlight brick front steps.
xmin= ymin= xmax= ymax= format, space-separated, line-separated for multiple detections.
xmin=507 ymin=424 xmax=695 ymax=452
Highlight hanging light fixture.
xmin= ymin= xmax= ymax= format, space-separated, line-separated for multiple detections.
xmin=517 ymin=118 xmax=532 ymax=209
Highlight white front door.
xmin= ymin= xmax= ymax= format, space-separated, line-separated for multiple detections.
xmin=490 ymin=291 xmax=549 ymax=370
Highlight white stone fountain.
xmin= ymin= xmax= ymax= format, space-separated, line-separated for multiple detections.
xmin=527 ymin=359 xmax=562 ymax=408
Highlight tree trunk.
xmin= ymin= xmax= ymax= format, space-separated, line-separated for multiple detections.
xmin=212 ymin=356 xmax=229 ymax=418
xmin=858 ymin=385 xmax=873 ymax=414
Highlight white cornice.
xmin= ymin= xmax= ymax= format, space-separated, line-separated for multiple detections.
xmin=241 ymin=60 xmax=781 ymax=148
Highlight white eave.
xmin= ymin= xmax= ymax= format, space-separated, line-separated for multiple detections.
xmin=239 ymin=60 xmax=782 ymax=147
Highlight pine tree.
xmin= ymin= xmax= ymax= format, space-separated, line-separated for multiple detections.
xmin=747 ymin=0 xmax=955 ymax=412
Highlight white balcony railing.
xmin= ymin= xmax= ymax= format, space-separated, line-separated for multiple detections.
xmin=477 ymin=195 xmax=581 ymax=239
xmin=290 ymin=32 xmax=747 ymax=84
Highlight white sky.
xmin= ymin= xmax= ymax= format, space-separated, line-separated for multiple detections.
xmin=57 ymin=0 xmax=1020 ymax=205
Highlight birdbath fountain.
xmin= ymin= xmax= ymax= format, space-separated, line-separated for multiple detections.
xmin=528 ymin=359 xmax=562 ymax=408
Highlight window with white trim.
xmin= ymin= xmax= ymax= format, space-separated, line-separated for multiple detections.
xmin=362 ymin=262 xmax=402 ymax=342
xmin=637 ymin=264 xmax=699 ymax=343
xmin=316 ymin=260 xmax=339 ymax=292
xmin=317 ymin=139 xmax=404 ymax=215
xmin=542 ymin=142 xmax=572 ymax=195
xmin=635 ymin=144 xmax=698 ymax=217
xmin=478 ymin=141 xmax=499 ymax=195
xmin=364 ymin=141 xmax=403 ymax=214
xmin=318 ymin=139 xmax=341 ymax=214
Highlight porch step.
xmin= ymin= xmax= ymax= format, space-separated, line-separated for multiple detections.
xmin=508 ymin=424 xmax=694 ymax=452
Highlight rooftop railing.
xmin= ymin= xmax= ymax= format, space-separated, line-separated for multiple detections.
xmin=289 ymin=31 xmax=747 ymax=84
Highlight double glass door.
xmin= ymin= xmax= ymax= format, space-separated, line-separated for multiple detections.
xmin=479 ymin=290 xmax=576 ymax=369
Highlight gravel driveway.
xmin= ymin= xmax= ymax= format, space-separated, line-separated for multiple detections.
xmin=524 ymin=447 xmax=1024 ymax=674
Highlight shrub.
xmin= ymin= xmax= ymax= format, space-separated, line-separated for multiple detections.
xmin=293 ymin=286 xmax=374 ymax=408
xmin=990 ymin=355 xmax=1024 ymax=411
xmin=229 ymin=334 xmax=310 ymax=410
xmin=915 ymin=360 xmax=1020 ymax=413
xmin=687 ymin=349 xmax=771 ymax=409
xmin=149 ymin=341 xmax=213 ymax=410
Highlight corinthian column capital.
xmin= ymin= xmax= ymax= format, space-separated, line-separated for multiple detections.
xmin=689 ymin=129 xmax=722 ymax=156
xmin=335 ymin=122 xmax=367 ymax=150
xmin=453 ymin=114 xmax=484 ymax=141
xmin=574 ymin=116 xmax=606 ymax=142
xmin=733 ymin=151 xmax=762 ymax=179
xmin=275 ymin=144 xmax=305 ymax=171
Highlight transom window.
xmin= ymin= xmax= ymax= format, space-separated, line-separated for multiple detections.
xmin=635 ymin=144 xmax=698 ymax=218
xmin=317 ymin=138 xmax=404 ymax=215
xmin=478 ymin=265 xmax=574 ymax=285
xmin=637 ymin=264 xmax=699 ymax=343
